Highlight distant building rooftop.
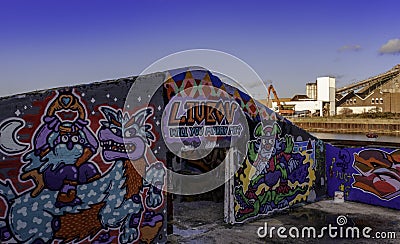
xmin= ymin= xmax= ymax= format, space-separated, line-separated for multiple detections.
xmin=291 ymin=94 xmax=310 ymax=101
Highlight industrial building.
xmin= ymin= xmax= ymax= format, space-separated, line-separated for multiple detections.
xmin=260 ymin=76 xmax=336 ymax=116
xmin=260 ymin=64 xmax=400 ymax=116
xmin=336 ymin=64 xmax=400 ymax=114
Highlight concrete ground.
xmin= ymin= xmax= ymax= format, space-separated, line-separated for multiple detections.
xmin=167 ymin=200 xmax=400 ymax=243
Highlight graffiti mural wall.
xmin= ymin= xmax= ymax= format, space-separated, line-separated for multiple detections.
xmin=0 ymin=67 xmax=342 ymax=241
xmin=232 ymin=115 xmax=327 ymax=223
xmin=162 ymin=69 xmax=250 ymax=197
xmin=0 ymin=77 xmax=168 ymax=243
xmin=326 ymin=144 xmax=400 ymax=209
xmin=160 ymin=68 xmax=327 ymax=224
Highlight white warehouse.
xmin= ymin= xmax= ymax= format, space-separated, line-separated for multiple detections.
xmin=260 ymin=76 xmax=336 ymax=117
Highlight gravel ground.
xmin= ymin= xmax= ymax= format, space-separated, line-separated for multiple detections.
xmin=167 ymin=200 xmax=400 ymax=243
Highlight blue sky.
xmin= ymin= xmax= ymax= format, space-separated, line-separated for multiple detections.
xmin=1 ymin=0 xmax=399 ymax=98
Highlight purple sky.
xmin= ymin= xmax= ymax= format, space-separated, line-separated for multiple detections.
xmin=1 ymin=0 xmax=399 ymax=98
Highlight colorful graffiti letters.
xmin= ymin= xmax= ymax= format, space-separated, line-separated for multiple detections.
xmin=353 ymin=149 xmax=400 ymax=200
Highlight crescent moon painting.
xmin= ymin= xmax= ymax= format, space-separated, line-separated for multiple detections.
xmin=0 ymin=118 xmax=29 ymax=155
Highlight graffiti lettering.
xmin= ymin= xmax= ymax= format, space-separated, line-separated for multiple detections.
xmin=353 ymin=149 xmax=400 ymax=200
xmin=168 ymin=100 xmax=238 ymax=126
xmin=169 ymin=125 xmax=242 ymax=138
xmin=334 ymin=171 xmax=352 ymax=183
xmin=204 ymin=125 xmax=242 ymax=136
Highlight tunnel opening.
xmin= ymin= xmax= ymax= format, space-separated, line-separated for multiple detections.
xmin=166 ymin=148 xmax=228 ymax=236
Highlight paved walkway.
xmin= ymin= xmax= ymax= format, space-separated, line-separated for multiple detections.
xmin=167 ymin=200 xmax=400 ymax=243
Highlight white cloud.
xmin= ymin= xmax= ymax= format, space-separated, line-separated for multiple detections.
xmin=379 ymin=39 xmax=400 ymax=55
xmin=338 ymin=44 xmax=362 ymax=52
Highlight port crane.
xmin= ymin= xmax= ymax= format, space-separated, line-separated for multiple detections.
xmin=267 ymin=84 xmax=295 ymax=116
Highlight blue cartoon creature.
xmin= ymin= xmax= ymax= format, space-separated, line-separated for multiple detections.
xmin=21 ymin=90 xmax=101 ymax=207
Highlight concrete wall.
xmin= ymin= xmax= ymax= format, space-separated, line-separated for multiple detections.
xmin=317 ymin=77 xmax=331 ymax=101
xmin=157 ymin=68 xmax=328 ymax=224
xmin=326 ymin=144 xmax=400 ymax=209
xmin=329 ymin=77 xmax=336 ymax=116
xmin=337 ymin=106 xmax=381 ymax=114
xmin=317 ymin=77 xmax=336 ymax=116
xmin=0 ymin=77 xmax=168 ymax=243
xmin=306 ymin=83 xmax=317 ymax=100
xmin=292 ymin=119 xmax=400 ymax=135
xmin=1 ymin=67 xmax=397 ymax=242
xmin=231 ymin=115 xmax=327 ymax=223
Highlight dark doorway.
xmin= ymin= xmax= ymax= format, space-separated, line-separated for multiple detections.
xmin=166 ymin=148 xmax=227 ymax=236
